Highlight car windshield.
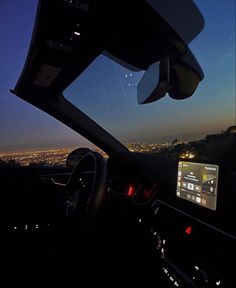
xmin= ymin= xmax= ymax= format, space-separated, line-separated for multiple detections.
xmin=0 ymin=0 xmax=235 ymax=168
xmin=64 ymin=0 xmax=235 ymax=161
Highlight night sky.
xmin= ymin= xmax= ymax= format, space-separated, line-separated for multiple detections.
xmin=0 ymin=0 xmax=235 ymax=152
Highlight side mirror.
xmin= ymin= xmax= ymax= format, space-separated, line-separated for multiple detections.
xmin=137 ymin=50 xmax=204 ymax=104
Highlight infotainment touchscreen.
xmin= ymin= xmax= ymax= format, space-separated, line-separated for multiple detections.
xmin=176 ymin=161 xmax=219 ymax=210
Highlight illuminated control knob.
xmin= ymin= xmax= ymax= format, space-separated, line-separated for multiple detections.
xmin=151 ymin=230 xmax=162 ymax=251
xmin=156 ymin=234 xmax=162 ymax=251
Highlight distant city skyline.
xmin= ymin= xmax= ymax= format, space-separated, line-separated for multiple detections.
xmin=0 ymin=126 xmax=234 ymax=154
xmin=0 ymin=0 xmax=235 ymax=152
xmin=1 ymin=128 xmax=235 ymax=167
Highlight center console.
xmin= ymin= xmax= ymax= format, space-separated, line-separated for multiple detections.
xmin=147 ymin=199 xmax=235 ymax=288
xmin=144 ymin=160 xmax=235 ymax=288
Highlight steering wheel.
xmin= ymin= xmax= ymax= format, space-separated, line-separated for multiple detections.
xmin=65 ymin=150 xmax=107 ymax=222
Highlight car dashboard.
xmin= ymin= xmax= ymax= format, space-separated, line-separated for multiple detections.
xmin=107 ymin=152 xmax=236 ymax=288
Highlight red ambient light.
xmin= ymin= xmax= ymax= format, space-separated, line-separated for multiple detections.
xmin=185 ymin=226 xmax=192 ymax=235
xmin=128 ymin=185 xmax=135 ymax=197
xmin=144 ymin=190 xmax=151 ymax=199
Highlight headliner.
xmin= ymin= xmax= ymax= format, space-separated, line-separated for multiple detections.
xmin=13 ymin=0 xmax=203 ymax=99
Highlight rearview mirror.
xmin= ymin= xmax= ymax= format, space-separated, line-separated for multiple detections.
xmin=137 ymin=58 xmax=170 ymax=104
xmin=137 ymin=50 xmax=204 ymax=104
xmin=168 ymin=49 xmax=204 ymax=100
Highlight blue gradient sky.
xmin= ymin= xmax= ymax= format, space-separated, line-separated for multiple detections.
xmin=0 ymin=0 xmax=235 ymax=152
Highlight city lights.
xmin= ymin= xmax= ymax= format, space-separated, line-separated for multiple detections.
xmin=180 ymin=151 xmax=195 ymax=159
xmin=0 ymin=143 xmax=171 ymax=167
